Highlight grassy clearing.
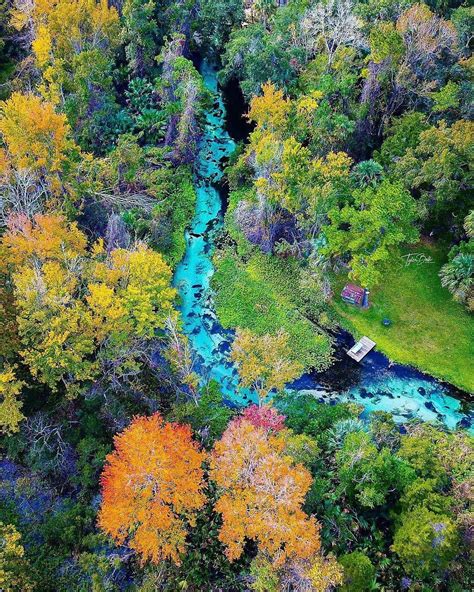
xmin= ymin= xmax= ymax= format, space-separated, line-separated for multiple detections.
xmin=212 ymin=250 xmax=333 ymax=371
xmin=332 ymin=242 xmax=474 ymax=392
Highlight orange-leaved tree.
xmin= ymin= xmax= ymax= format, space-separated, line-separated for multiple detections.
xmin=98 ymin=413 xmax=207 ymax=565
xmin=210 ymin=416 xmax=321 ymax=566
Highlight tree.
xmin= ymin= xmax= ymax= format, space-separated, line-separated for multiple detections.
xmin=398 ymin=424 xmax=474 ymax=484
xmin=98 ymin=413 xmax=206 ymax=565
xmin=196 ymin=0 xmax=244 ymax=53
xmin=230 ymin=328 xmax=303 ymax=405
xmin=164 ymin=315 xmax=200 ymax=401
xmin=242 ymin=83 xmax=354 ymax=240
xmin=247 ymin=82 xmax=291 ymax=133
xmin=368 ymin=21 xmax=405 ymax=66
xmin=1 ymin=214 xmax=177 ymax=396
xmin=279 ymin=553 xmax=344 ymax=592
xmin=11 ymin=0 xmax=124 ymax=152
xmin=451 ymin=6 xmax=474 ymax=52
xmin=0 ymin=522 xmax=34 ymax=591
xmin=392 ymin=507 xmax=459 ymax=579
xmin=210 ymin=416 xmax=320 ymax=565
xmin=0 ymin=168 xmax=49 ymax=224
xmin=375 ymin=112 xmax=428 ymax=169
xmin=439 ymin=252 xmax=473 ymax=309
xmin=169 ymin=380 xmax=235 ymax=444
xmin=13 ymin=0 xmax=120 ymax=103
xmin=429 ymin=81 xmax=460 ymax=114
xmin=396 ymin=4 xmax=458 ymax=76
xmin=350 ymin=159 xmax=384 ymax=189
xmin=122 ymin=0 xmax=160 ymax=76
xmin=336 ymin=431 xmax=415 ymax=509
xmin=1 ymin=213 xmax=87 ymax=267
xmin=276 ymin=429 xmax=320 ymax=468
xmin=0 ymin=93 xmax=76 ymax=189
xmin=299 ymin=0 xmax=364 ymax=67
xmin=240 ymin=404 xmax=286 ymax=432
xmin=440 ymin=210 xmax=473 ymax=310
xmin=0 ymin=366 xmax=25 ymax=435
xmin=323 ymin=180 xmax=419 ymax=287
xmin=156 ymin=35 xmax=209 ymax=164
xmin=251 ymin=551 xmax=344 ymax=592
xmin=394 ymin=120 xmax=474 ymax=224
xmin=221 ymin=20 xmax=299 ymax=100
xmin=339 ymin=552 xmax=376 ymax=592
xmin=399 ymin=478 xmax=452 ymax=515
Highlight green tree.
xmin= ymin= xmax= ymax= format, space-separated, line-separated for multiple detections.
xmin=339 ymin=552 xmax=376 ymax=592
xmin=169 ymin=381 xmax=235 ymax=444
xmin=399 ymin=478 xmax=453 ymax=515
xmin=336 ymin=431 xmax=415 ymax=509
xmin=196 ymin=0 xmax=244 ymax=52
xmin=394 ymin=120 xmax=474 ymax=224
xmin=369 ymin=21 xmax=405 ymax=65
xmin=157 ymin=36 xmax=209 ymax=164
xmin=439 ymin=252 xmax=473 ymax=309
xmin=122 ymin=0 xmax=160 ymax=76
xmin=392 ymin=507 xmax=459 ymax=579
xmin=324 ymin=180 xmax=419 ymax=287
xmin=375 ymin=112 xmax=429 ymax=170
xmin=440 ymin=211 xmax=473 ymax=309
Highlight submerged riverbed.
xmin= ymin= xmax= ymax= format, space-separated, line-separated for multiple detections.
xmin=174 ymin=61 xmax=473 ymax=432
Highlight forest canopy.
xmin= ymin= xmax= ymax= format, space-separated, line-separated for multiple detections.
xmin=0 ymin=1 xmax=472 ymax=591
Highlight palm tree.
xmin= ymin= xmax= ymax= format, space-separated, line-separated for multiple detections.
xmin=440 ymin=253 xmax=473 ymax=305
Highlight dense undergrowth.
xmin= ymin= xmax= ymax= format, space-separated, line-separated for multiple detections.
xmin=0 ymin=1 xmax=472 ymax=591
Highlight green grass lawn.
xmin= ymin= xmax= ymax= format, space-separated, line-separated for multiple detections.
xmin=333 ymin=242 xmax=474 ymax=393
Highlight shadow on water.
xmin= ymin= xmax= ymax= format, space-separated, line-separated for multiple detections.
xmin=221 ymin=76 xmax=254 ymax=142
xmin=290 ymin=329 xmax=473 ymax=432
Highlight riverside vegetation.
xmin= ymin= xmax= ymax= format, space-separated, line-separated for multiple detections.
xmin=0 ymin=2 xmax=473 ymax=591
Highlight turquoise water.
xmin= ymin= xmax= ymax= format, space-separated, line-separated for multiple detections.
xmin=174 ymin=61 xmax=242 ymax=401
xmin=174 ymin=61 xmax=473 ymax=431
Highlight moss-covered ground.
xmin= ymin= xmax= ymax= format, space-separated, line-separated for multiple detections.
xmin=212 ymin=250 xmax=333 ymax=371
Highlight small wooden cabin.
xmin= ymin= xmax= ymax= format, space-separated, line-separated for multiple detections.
xmin=341 ymin=284 xmax=368 ymax=307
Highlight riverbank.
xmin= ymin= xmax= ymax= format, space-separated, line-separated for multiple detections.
xmin=174 ymin=62 xmax=472 ymax=431
xmin=333 ymin=242 xmax=474 ymax=393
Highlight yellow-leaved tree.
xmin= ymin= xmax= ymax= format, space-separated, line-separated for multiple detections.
xmin=12 ymin=0 xmax=120 ymax=105
xmin=0 ymin=522 xmax=34 ymax=591
xmin=230 ymin=328 xmax=303 ymax=405
xmin=0 ymin=92 xmax=81 ymax=211
xmin=0 ymin=92 xmax=77 ymax=184
xmin=0 ymin=366 xmax=25 ymax=435
xmin=1 ymin=214 xmax=177 ymax=397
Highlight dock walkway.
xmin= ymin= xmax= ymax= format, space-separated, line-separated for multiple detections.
xmin=347 ymin=336 xmax=376 ymax=362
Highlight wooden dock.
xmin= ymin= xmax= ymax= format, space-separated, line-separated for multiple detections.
xmin=347 ymin=336 xmax=376 ymax=362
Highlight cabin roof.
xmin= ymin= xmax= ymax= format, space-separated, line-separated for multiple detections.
xmin=341 ymin=284 xmax=365 ymax=304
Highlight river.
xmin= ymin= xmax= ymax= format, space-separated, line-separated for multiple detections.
xmin=173 ymin=61 xmax=473 ymax=433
